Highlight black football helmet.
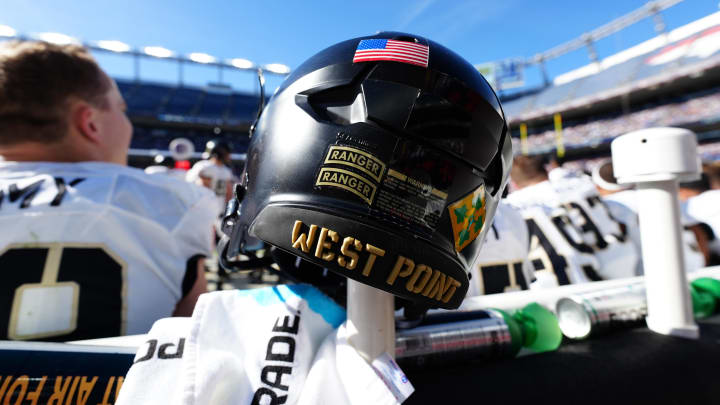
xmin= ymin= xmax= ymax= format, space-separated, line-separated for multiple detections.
xmin=220 ymin=32 xmax=511 ymax=309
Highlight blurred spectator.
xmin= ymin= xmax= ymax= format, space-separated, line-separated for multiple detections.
xmin=186 ymin=139 xmax=234 ymax=217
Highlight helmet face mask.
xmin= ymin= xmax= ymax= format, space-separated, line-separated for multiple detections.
xmin=222 ymin=32 xmax=511 ymax=309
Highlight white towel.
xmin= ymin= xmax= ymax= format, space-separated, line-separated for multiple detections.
xmin=117 ymin=285 xmax=412 ymax=405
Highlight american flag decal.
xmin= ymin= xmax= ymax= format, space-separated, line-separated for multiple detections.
xmin=353 ymin=39 xmax=429 ymax=67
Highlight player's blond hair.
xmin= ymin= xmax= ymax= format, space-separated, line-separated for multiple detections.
xmin=0 ymin=41 xmax=111 ymax=144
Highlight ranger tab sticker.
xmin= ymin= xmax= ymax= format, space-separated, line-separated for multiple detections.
xmin=324 ymin=145 xmax=386 ymax=182
xmin=315 ymin=145 xmax=386 ymax=205
xmin=316 ymin=168 xmax=377 ymax=205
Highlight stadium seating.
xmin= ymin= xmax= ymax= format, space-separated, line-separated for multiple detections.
xmin=503 ymin=20 xmax=720 ymax=121
xmin=197 ymin=92 xmax=231 ymax=120
xmin=124 ymin=83 xmax=172 ymax=116
xmin=510 ymin=87 xmax=720 ymax=153
xmin=117 ymin=79 xmax=261 ymax=126
xmin=503 ymin=15 xmax=720 ymax=156
xmin=117 ymin=79 xmax=260 ymax=154
xmin=163 ymin=87 xmax=202 ymax=116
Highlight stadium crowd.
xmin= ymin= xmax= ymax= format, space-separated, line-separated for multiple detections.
xmin=511 ymin=87 xmax=720 ymax=151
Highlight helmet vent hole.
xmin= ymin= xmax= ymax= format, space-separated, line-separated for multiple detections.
xmin=391 ymin=35 xmax=419 ymax=43
xmin=305 ymin=85 xmax=367 ymax=126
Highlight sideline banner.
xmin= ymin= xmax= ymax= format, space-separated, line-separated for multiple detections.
xmin=0 ymin=342 xmax=134 ymax=405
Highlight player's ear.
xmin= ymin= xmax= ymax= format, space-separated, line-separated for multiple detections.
xmin=71 ymin=100 xmax=101 ymax=143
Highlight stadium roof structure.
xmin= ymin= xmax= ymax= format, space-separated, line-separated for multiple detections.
xmin=503 ymin=11 xmax=720 ymax=125
xmin=0 ymin=27 xmax=292 ymax=78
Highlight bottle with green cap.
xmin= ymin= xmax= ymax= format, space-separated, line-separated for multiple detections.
xmin=512 ymin=302 xmax=563 ymax=353
xmin=395 ymin=303 xmax=561 ymax=368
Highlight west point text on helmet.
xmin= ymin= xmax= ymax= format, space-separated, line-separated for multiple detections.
xmin=291 ymin=220 xmax=461 ymax=304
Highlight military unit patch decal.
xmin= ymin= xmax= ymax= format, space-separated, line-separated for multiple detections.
xmin=448 ymin=184 xmax=486 ymax=252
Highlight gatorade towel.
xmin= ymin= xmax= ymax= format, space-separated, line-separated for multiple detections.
xmin=117 ymin=285 xmax=411 ymax=405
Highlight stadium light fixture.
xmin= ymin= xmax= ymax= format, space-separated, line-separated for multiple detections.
xmin=230 ymin=58 xmax=254 ymax=69
xmin=263 ymin=63 xmax=291 ymax=75
xmin=143 ymin=46 xmax=174 ymax=58
xmin=0 ymin=24 xmax=16 ymax=38
xmin=96 ymin=40 xmax=131 ymax=53
xmin=36 ymin=32 xmax=78 ymax=45
xmin=188 ymin=52 xmax=216 ymax=64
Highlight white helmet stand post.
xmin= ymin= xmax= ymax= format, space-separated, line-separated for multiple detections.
xmin=346 ymin=279 xmax=396 ymax=361
xmin=612 ymin=127 xmax=701 ymax=339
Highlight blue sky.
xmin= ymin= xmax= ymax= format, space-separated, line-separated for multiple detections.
xmin=2 ymin=0 xmax=718 ymax=93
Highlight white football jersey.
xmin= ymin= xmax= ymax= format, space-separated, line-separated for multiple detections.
xmin=506 ymin=180 xmax=614 ymax=287
xmin=186 ymin=160 xmax=234 ymax=215
xmin=0 ymin=161 xmax=217 ymax=340
xmin=602 ymin=199 xmax=643 ymax=277
xmin=519 ymin=204 xmax=603 ymax=288
xmin=467 ymin=202 xmax=534 ymax=297
xmin=508 ymin=176 xmax=639 ymax=281
xmin=547 ymin=167 xmax=579 ymax=183
xmin=505 ymin=179 xmax=562 ymax=209
xmin=551 ymin=174 xmax=639 ymax=280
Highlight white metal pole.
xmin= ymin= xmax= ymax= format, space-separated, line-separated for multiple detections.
xmin=635 ymin=180 xmax=698 ymax=338
xmin=612 ymin=127 xmax=701 ymax=339
xmin=346 ymin=279 xmax=396 ymax=361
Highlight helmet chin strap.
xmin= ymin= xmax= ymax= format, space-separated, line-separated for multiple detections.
xmin=217 ymin=184 xmax=254 ymax=271
xmin=217 ymin=65 xmax=268 ymax=273
xmin=249 ymin=67 xmax=266 ymax=138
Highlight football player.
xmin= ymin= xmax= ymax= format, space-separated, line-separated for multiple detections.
xmin=186 ymin=139 xmax=235 ymax=216
xmin=0 ymin=41 xmax=217 ymax=341
xmin=507 ymin=155 xmax=638 ymax=284
xmin=548 ymin=159 xmax=638 ymax=280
